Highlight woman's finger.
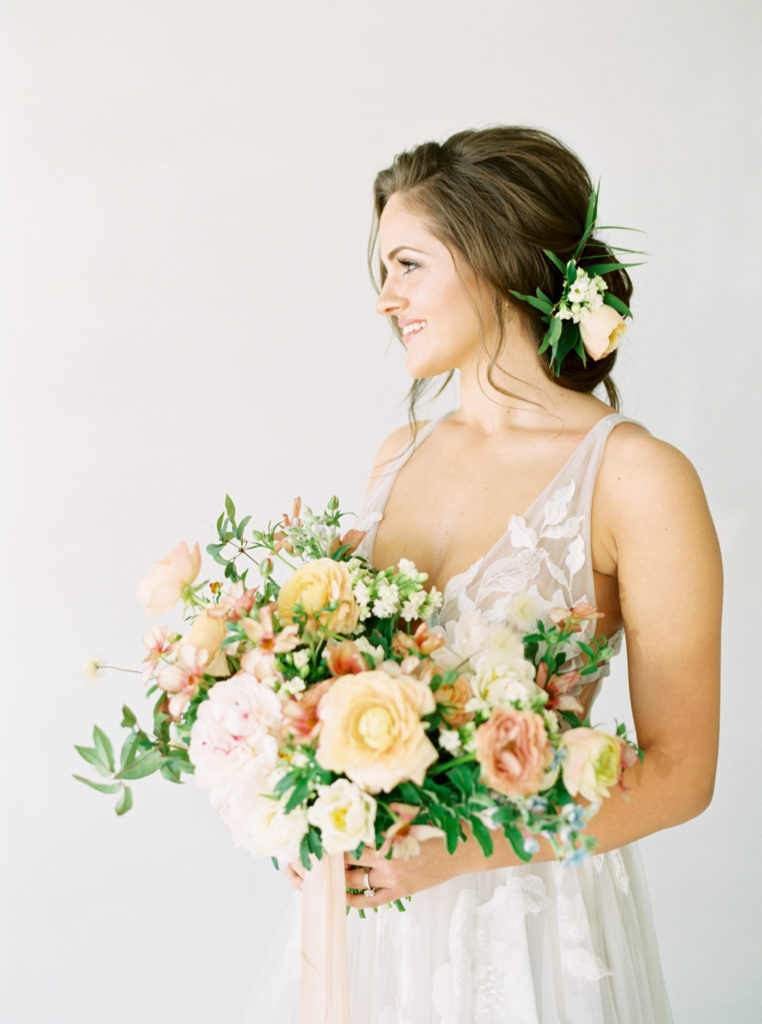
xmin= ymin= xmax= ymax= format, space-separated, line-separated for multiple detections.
xmin=285 ymin=862 xmax=304 ymax=891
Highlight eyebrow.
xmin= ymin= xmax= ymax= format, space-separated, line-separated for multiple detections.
xmin=383 ymin=245 xmax=428 ymax=264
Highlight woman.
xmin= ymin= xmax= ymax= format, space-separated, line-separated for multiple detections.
xmin=281 ymin=127 xmax=721 ymax=1023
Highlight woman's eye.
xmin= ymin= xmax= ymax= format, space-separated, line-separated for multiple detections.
xmin=399 ymin=259 xmax=419 ymax=274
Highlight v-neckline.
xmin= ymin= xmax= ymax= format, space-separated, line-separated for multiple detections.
xmin=369 ymin=411 xmax=620 ymax=598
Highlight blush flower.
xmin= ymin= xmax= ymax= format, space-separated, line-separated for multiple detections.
xmin=136 ymin=541 xmax=201 ymax=616
xmin=377 ymin=803 xmax=444 ymax=860
xmin=580 ymin=304 xmax=627 ymax=361
xmin=156 ymin=644 xmax=210 ymax=719
xmin=476 ymin=707 xmax=554 ymax=798
xmin=316 ymin=670 xmax=437 ymax=793
xmin=281 ymin=679 xmax=334 ymax=742
xmin=535 ymin=662 xmax=584 ymax=716
xmin=560 ymin=727 xmax=622 ymax=802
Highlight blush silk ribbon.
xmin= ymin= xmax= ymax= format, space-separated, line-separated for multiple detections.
xmin=301 ymin=852 xmax=350 ymax=1024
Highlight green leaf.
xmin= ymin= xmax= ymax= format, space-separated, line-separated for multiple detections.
xmin=120 ymin=750 xmax=164 ymax=780
xmin=236 ymin=515 xmax=252 ymax=540
xmin=121 ymin=706 xmax=137 ymax=729
xmin=566 ymin=259 xmax=578 ymax=284
xmin=120 ymin=732 xmax=140 ymax=771
xmin=93 ymin=726 xmax=115 ymax=773
xmin=585 ymin=261 xmax=644 ymax=276
xmin=74 ymin=744 xmax=111 ymax=777
xmin=542 ymin=249 xmax=566 ymax=274
xmin=603 ymin=292 xmax=633 ymax=318
xmin=299 ymin=832 xmax=312 ymax=871
xmin=216 ymin=511 xmax=225 ymax=536
xmin=73 ymin=774 xmax=121 ymax=795
xmin=509 ymin=289 xmax=553 ymax=315
xmin=115 ymin=787 xmax=133 ymax=815
xmin=442 ymin=814 xmax=461 ymax=855
xmin=225 ymin=495 xmax=236 ymax=520
xmin=284 ymin=777 xmax=311 ymax=814
xmin=470 ymin=816 xmax=494 ymax=858
xmin=503 ymin=826 xmax=533 ymax=862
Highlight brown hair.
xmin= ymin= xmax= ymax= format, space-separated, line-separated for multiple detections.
xmin=368 ymin=126 xmax=633 ymax=425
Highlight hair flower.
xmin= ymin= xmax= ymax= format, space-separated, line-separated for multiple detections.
xmin=510 ymin=184 xmax=644 ymax=375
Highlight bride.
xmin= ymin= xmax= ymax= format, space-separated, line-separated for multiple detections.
xmin=277 ymin=126 xmax=721 ymax=1023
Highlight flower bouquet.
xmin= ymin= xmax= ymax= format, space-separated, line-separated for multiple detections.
xmin=75 ymin=495 xmax=639 ymax=896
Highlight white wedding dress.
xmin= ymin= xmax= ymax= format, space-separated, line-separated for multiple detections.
xmin=244 ymin=412 xmax=672 ymax=1024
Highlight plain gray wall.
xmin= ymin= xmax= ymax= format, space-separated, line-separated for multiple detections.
xmin=2 ymin=1 xmax=760 ymax=1021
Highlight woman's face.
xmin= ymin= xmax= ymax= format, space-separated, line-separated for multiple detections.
xmin=375 ymin=193 xmax=497 ymax=379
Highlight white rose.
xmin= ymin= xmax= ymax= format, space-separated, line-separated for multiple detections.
xmin=307 ymin=778 xmax=377 ymax=855
xmin=218 ymin=781 xmax=308 ymax=861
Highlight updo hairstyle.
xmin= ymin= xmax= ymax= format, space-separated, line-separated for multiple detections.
xmin=369 ymin=126 xmax=633 ymax=414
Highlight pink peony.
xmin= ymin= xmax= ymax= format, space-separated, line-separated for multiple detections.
xmin=137 ymin=541 xmax=201 ymax=616
xmin=188 ymin=672 xmax=282 ymax=799
xmin=476 ymin=707 xmax=553 ymax=797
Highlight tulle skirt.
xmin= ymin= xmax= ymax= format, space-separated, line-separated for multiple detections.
xmin=242 ymin=844 xmax=671 ymax=1024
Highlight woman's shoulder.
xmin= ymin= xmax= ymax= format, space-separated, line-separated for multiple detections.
xmin=365 ymin=420 xmax=431 ymax=496
xmin=596 ymin=417 xmax=717 ymax=562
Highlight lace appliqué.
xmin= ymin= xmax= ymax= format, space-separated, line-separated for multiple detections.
xmin=439 ymin=480 xmax=586 ymax=627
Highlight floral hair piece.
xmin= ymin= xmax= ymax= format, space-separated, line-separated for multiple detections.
xmin=510 ymin=185 xmax=644 ymax=375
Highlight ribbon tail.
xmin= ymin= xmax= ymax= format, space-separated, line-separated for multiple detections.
xmin=301 ymin=852 xmax=350 ymax=1024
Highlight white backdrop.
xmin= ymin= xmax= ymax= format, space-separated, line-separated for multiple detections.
xmin=2 ymin=1 xmax=760 ymax=1021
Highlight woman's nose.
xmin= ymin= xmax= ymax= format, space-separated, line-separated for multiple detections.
xmin=375 ymin=278 xmax=405 ymax=316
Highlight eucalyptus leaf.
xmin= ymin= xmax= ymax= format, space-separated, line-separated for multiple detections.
xmin=74 ymin=744 xmax=112 ymax=777
xmin=120 ymin=706 xmax=137 ymax=729
xmin=120 ymin=732 xmax=140 ymax=771
xmin=93 ymin=726 xmax=115 ymax=773
xmin=225 ymin=495 xmax=236 ymax=520
xmin=73 ymin=774 xmax=121 ymax=795
xmin=119 ymin=750 xmax=164 ymax=780
xmin=115 ymin=787 xmax=133 ymax=815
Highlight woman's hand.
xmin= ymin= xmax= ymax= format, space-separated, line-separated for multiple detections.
xmin=343 ymin=836 xmax=476 ymax=910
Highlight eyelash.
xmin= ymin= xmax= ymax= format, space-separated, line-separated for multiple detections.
xmin=399 ymin=259 xmax=419 ymax=274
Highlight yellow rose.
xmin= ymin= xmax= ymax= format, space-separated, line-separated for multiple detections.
xmin=184 ymin=610 xmax=228 ymax=677
xmin=561 ymin=727 xmax=621 ymax=802
xmin=579 ymin=305 xmax=627 ymax=361
xmin=316 ymin=670 xmax=437 ymax=793
xmin=277 ymin=558 xmax=359 ymax=635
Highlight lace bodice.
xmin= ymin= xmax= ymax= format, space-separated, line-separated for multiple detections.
xmin=354 ymin=412 xmax=631 ymax=703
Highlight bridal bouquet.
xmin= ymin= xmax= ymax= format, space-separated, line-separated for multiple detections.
xmin=75 ymin=495 xmax=639 ymax=900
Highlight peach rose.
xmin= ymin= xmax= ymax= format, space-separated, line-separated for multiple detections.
xmin=316 ymin=670 xmax=437 ymax=793
xmin=183 ymin=610 xmax=228 ymax=677
xmin=580 ymin=305 xmax=627 ymax=361
xmin=276 ymin=558 xmax=359 ymax=635
xmin=561 ymin=727 xmax=621 ymax=802
xmin=476 ymin=706 xmax=553 ymax=797
xmin=137 ymin=541 xmax=201 ymax=616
